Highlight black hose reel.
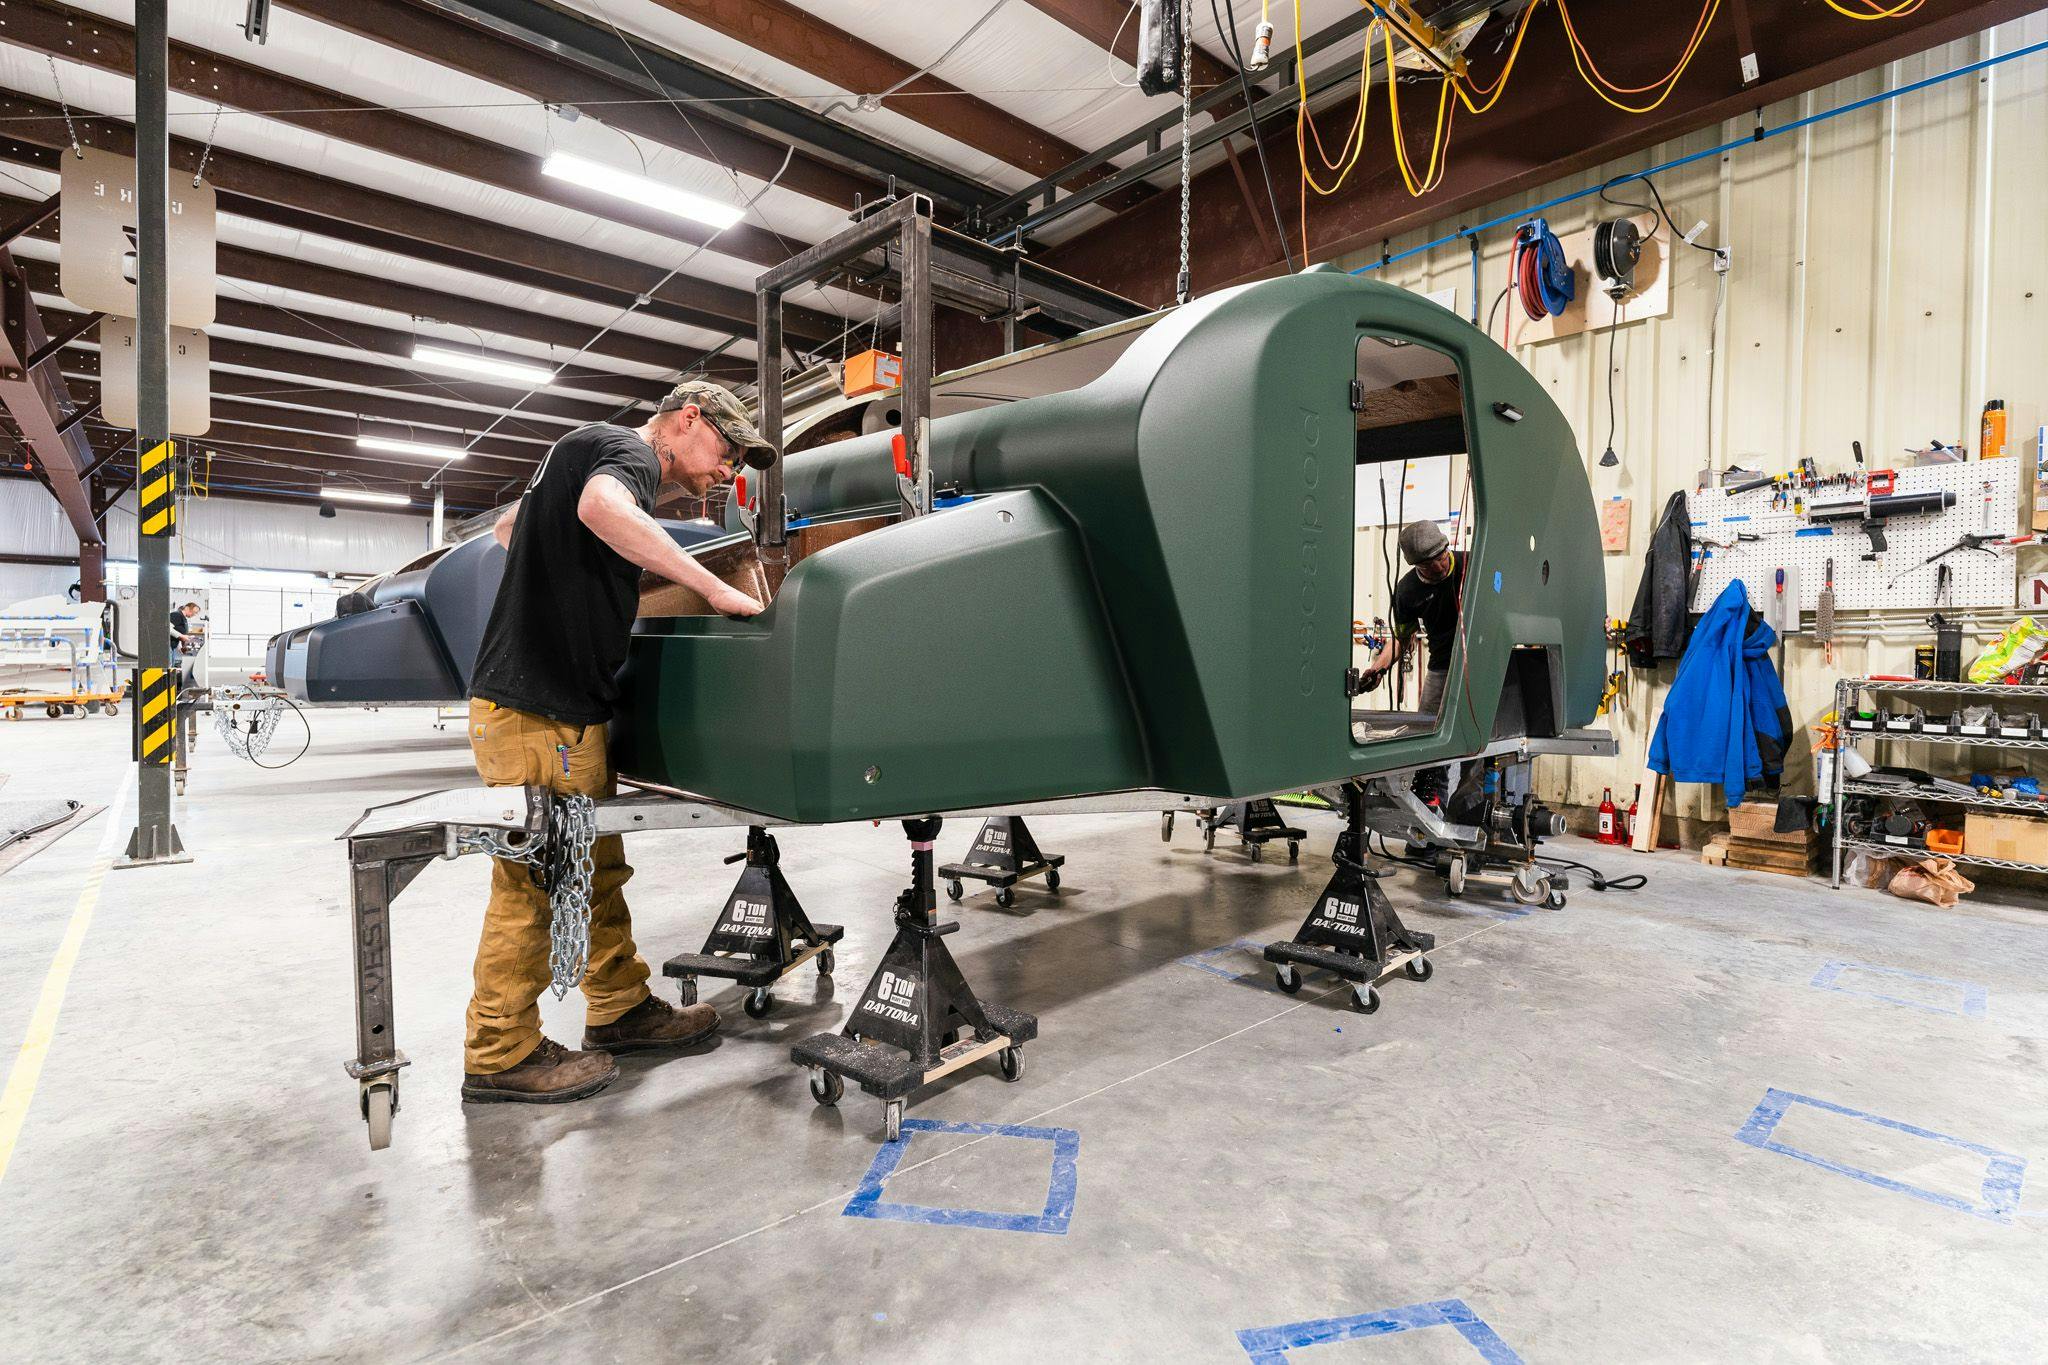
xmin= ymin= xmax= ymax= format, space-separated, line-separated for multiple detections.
xmin=1592 ymin=217 xmax=1643 ymax=301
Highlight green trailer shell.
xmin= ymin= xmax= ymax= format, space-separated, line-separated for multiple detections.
xmin=612 ymin=271 xmax=1604 ymax=822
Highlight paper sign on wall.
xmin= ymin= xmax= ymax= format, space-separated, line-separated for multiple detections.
xmin=1600 ymin=498 xmax=1631 ymax=553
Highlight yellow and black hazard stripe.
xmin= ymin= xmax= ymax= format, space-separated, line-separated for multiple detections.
xmin=133 ymin=668 xmax=176 ymax=766
xmin=138 ymin=440 xmax=177 ymax=537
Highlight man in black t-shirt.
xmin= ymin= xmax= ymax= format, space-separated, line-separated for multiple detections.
xmin=169 ymin=602 xmax=203 ymax=689
xmin=1365 ymin=520 xmax=1466 ymax=805
xmin=461 ymin=380 xmax=776 ymax=1106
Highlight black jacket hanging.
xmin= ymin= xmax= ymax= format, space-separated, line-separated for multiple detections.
xmin=1626 ymin=490 xmax=1694 ymax=668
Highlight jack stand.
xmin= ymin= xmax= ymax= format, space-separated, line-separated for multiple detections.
xmin=663 ymin=826 xmax=843 ymax=1018
xmin=1192 ymin=798 xmax=1304 ymax=862
xmin=792 ymin=816 xmax=1036 ymax=1141
xmin=1264 ymin=784 xmax=1434 ymax=1014
xmin=938 ymin=815 xmax=1065 ymax=908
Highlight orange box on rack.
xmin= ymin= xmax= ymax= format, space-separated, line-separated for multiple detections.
xmin=843 ymin=348 xmax=902 ymax=397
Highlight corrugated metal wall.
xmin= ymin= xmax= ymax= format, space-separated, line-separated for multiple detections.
xmin=1334 ymin=17 xmax=2048 ymax=821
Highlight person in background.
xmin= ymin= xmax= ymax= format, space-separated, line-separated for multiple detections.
xmin=1366 ymin=521 xmax=1467 ymax=807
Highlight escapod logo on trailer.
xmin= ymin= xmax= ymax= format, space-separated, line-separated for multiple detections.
xmin=1297 ymin=405 xmax=1325 ymax=696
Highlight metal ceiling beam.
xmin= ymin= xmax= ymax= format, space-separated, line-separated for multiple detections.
xmin=378 ymin=0 xmax=1006 ymax=216
xmin=634 ymin=0 xmax=1152 ymax=210
xmin=14 ymin=251 xmax=666 ymax=402
xmin=0 ymin=246 xmax=97 ymax=544
xmin=53 ymin=326 xmax=632 ymax=428
xmin=1049 ymin=0 xmax=2043 ymax=301
xmin=986 ymin=3 xmax=1493 ymax=237
xmin=194 ymin=401 xmax=544 ymax=465
xmin=185 ymin=420 xmax=537 ymax=474
xmin=1022 ymin=0 xmax=1241 ymax=99
xmin=65 ymin=367 xmax=569 ymax=445
xmin=0 ymin=100 xmax=847 ymax=344
xmin=5 ymin=0 xmax=813 ymax=271
xmin=0 ymin=180 xmax=757 ymax=380
xmin=72 ymin=422 xmax=530 ymax=491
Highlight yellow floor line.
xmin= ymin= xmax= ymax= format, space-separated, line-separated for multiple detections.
xmin=0 ymin=774 xmax=132 ymax=1189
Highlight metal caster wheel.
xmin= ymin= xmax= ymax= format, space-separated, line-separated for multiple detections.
xmin=810 ymin=1068 xmax=843 ymax=1107
xmin=1446 ymin=855 xmax=1467 ymax=898
xmin=1288 ymin=840 xmax=1299 ymax=864
xmin=1203 ymin=824 xmax=1216 ymax=852
xmin=994 ymin=887 xmax=1015 ymax=909
xmin=1045 ymin=868 xmax=1061 ymax=893
xmin=1547 ymin=889 xmax=1567 ymax=910
xmin=1250 ymin=841 xmax=1263 ymax=864
xmin=1351 ymin=985 xmax=1381 ymax=1014
xmin=884 ymin=1099 xmax=904 ymax=1143
xmin=999 ymin=1046 xmax=1022 ymax=1081
xmin=1404 ymin=956 xmax=1434 ymax=982
xmin=1160 ymin=811 xmax=1175 ymax=841
xmin=175 ymin=780 xmax=186 ymax=797
xmin=361 ymin=1082 xmax=396 ymax=1151
xmin=744 ymin=988 xmax=773 ymax=1018
xmin=1510 ymin=865 xmax=1548 ymax=905
xmin=947 ymin=879 xmax=964 ymax=902
xmin=45 ymin=704 xmax=61 ymax=718
xmin=104 ymin=703 xmax=118 ymax=718
xmin=675 ymin=977 xmax=698 ymax=1006
xmin=817 ymin=947 xmax=835 ymax=975
xmin=1274 ymin=964 xmax=1302 ymax=995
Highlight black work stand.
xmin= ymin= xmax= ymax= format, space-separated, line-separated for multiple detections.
xmin=939 ymin=815 xmax=1065 ymax=907
xmin=793 ymin=817 xmax=1035 ymax=1141
xmin=1264 ymin=783 xmax=1435 ymax=1013
xmin=1195 ymin=798 xmax=1306 ymax=862
xmin=662 ymin=826 xmax=843 ymax=1018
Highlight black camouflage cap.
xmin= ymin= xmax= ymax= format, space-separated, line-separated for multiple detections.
xmin=658 ymin=379 xmax=778 ymax=469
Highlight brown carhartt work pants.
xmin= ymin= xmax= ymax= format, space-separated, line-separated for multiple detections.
xmin=465 ymin=699 xmax=651 ymax=1072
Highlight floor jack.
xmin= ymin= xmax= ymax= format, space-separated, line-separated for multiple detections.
xmin=939 ymin=815 xmax=1065 ymax=907
xmin=1264 ymin=783 xmax=1435 ymax=1013
xmin=1173 ymin=798 xmax=1305 ymax=862
xmin=662 ymin=826 xmax=843 ymax=1017
xmin=793 ymin=817 xmax=1035 ymax=1141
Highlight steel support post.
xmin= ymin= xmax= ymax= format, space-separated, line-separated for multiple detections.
xmin=120 ymin=0 xmax=185 ymax=867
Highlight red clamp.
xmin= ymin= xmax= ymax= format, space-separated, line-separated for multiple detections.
xmin=890 ymin=431 xmax=912 ymax=480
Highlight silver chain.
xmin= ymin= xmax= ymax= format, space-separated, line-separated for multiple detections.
xmin=193 ymin=102 xmax=224 ymax=187
xmin=542 ymin=793 xmax=598 ymax=999
xmin=46 ymin=56 xmax=82 ymax=158
xmin=212 ymin=686 xmax=286 ymax=761
xmin=1175 ymin=0 xmax=1193 ymax=305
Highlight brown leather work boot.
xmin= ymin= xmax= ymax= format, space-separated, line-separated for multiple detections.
xmin=582 ymin=994 xmax=720 ymax=1054
xmin=461 ymin=1038 xmax=618 ymax=1105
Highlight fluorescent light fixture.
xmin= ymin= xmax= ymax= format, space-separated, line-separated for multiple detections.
xmin=356 ymin=435 xmax=465 ymax=461
xmin=322 ymin=486 xmax=412 ymax=507
xmin=541 ymin=151 xmax=745 ymax=229
xmin=411 ymin=343 xmax=556 ymax=387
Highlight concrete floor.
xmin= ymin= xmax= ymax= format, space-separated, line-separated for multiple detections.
xmin=3 ymin=707 xmax=2046 ymax=1363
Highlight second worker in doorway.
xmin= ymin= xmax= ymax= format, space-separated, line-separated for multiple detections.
xmin=462 ymin=380 xmax=777 ymax=1106
xmin=1368 ymin=520 xmax=1467 ymax=807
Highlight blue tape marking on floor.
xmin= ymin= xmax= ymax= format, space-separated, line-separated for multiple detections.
xmin=1810 ymin=959 xmax=1989 ymax=1019
xmin=1177 ymin=937 xmax=1269 ymax=980
xmin=1735 ymin=1087 xmax=2027 ymax=1223
xmin=843 ymin=1119 xmax=1080 ymax=1234
xmin=1236 ymin=1297 xmax=1523 ymax=1364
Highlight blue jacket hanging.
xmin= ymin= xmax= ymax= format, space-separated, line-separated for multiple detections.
xmin=1647 ymin=580 xmax=1791 ymax=807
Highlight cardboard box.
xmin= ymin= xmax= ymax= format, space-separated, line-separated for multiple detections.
xmin=1963 ymin=811 xmax=2048 ymax=864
